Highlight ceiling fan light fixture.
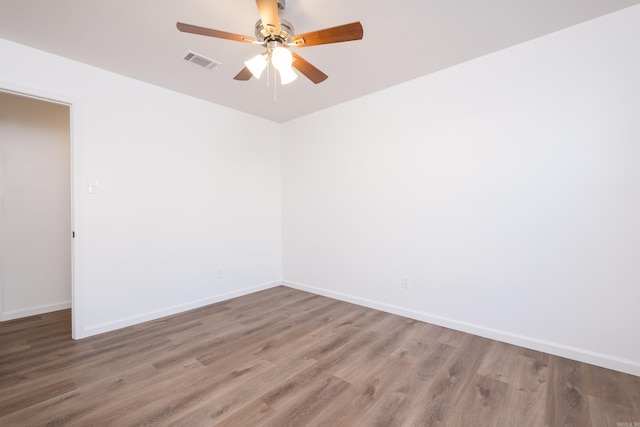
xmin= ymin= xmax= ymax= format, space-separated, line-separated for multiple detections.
xmin=245 ymin=53 xmax=268 ymax=79
xmin=271 ymin=46 xmax=293 ymax=71
xmin=278 ymin=65 xmax=298 ymax=85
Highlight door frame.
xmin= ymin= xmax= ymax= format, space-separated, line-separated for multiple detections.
xmin=0 ymin=81 xmax=83 ymax=339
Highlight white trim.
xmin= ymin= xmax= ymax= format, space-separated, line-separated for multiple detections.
xmin=83 ymin=280 xmax=282 ymax=337
xmin=69 ymin=100 xmax=83 ymax=339
xmin=0 ymin=80 xmax=83 ymax=338
xmin=1 ymin=301 xmax=72 ymax=321
xmin=283 ymin=280 xmax=640 ymax=377
xmin=0 ymin=138 xmax=3 ymax=318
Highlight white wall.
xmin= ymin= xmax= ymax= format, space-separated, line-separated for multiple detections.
xmin=0 ymin=92 xmax=71 ymax=319
xmin=282 ymin=5 xmax=640 ymax=376
xmin=0 ymin=38 xmax=282 ymax=337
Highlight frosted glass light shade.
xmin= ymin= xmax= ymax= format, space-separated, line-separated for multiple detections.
xmin=271 ymin=47 xmax=293 ymax=71
xmin=279 ymin=66 xmax=298 ymax=85
xmin=245 ymin=54 xmax=267 ymax=79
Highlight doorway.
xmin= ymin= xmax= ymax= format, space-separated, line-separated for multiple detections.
xmin=0 ymin=88 xmax=78 ymax=337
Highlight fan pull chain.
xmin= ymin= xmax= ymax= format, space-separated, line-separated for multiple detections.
xmin=273 ymin=62 xmax=278 ymax=103
xmin=266 ymin=59 xmax=271 ymax=88
xmin=273 ymin=71 xmax=278 ymax=103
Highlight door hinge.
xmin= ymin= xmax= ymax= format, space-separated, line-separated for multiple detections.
xmin=72 ymin=231 xmax=75 ymax=238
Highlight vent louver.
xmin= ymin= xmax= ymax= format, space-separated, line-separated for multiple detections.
xmin=183 ymin=51 xmax=220 ymax=69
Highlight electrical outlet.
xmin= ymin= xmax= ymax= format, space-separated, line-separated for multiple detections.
xmin=217 ymin=267 xmax=223 ymax=278
xmin=401 ymin=275 xmax=410 ymax=290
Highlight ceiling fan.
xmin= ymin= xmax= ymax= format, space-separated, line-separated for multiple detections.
xmin=177 ymin=0 xmax=364 ymax=85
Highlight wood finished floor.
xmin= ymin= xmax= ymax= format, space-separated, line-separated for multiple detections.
xmin=1 ymin=286 xmax=639 ymax=426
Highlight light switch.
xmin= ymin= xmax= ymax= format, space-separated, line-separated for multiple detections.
xmin=88 ymin=180 xmax=99 ymax=194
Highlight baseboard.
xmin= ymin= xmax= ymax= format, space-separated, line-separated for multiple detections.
xmin=283 ymin=280 xmax=640 ymax=377
xmin=82 ymin=280 xmax=282 ymax=338
xmin=1 ymin=301 xmax=72 ymax=321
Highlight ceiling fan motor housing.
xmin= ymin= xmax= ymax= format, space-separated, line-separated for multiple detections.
xmin=255 ymin=18 xmax=294 ymax=45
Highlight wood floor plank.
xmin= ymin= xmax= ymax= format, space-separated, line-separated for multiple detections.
xmin=398 ymin=340 xmax=476 ymax=426
xmin=476 ymin=341 xmax=521 ymax=383
xmin=389 ymin=322 xmax=431 ymax=364
xmin=493 ymin=353 xmax=549 ymax=426
xmin=259 ymin=328 xmax=375 ymax=412
xmin=425 ymin=335 xmax=493 ymax=405
xmin=113 ymin=358 xmax=276 ymax=426
xmin=546 ymin=357 xmax=593 ymax=427
xmin=403 ymin=400 xmax=454 ymax=426
xmin=447 ymin=373 xmax=509 ymax=426
xmin=255 ymin=304 xmax=373 ymax=365
xmin=193 ymin=299 xmax=349 ymax=370
xmin=354 ymin=390 xmax=412 ymax=427
xmin=1 ymin=357 xmax=203 ymax=426
xmin=396 ymin=341 xmax=458 ymax=397
xmin=167 ymin=350 xmax=318 ymax=425
xmin=0 ymin=378 xmax=77 ymax=417
xmin=332 ymin=317 xmax=425 ymax=385
xmin=587 ymin=395 xmax=639 ymax=427
xmin=263 ymin=374 xmax=352 ymax=427
xmin=629 ymin=374 xmax=640 ymax=412
xmin=211 ymin=399 xmax=277 ymax=427
xmin=583 ymin=362 xmax=635 ymax=408
xmin=306 ymin=355 xmax=412 ymax=427
xmin=1 ymin=286 xmax=638 ymax=426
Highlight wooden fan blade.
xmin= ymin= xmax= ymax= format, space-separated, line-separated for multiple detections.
xmin=292 ymin=22 xmax=363 ymax=47
xmin=255 ymin=0 xmax=280 ymax=35
xmin=291 ymin=52 xmax=328 ymax=84
xmin=176 ymin=22 xmax=255 ymax=43
xmin=233 ymin=67 xmax=254 ymax=81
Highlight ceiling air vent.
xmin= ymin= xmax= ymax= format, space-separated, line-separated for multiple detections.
xmin=183 ymin=51 xmax=220 ymax=70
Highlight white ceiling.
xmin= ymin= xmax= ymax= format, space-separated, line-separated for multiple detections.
xmin=1 ymin=0 xmax=639 ymax=123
